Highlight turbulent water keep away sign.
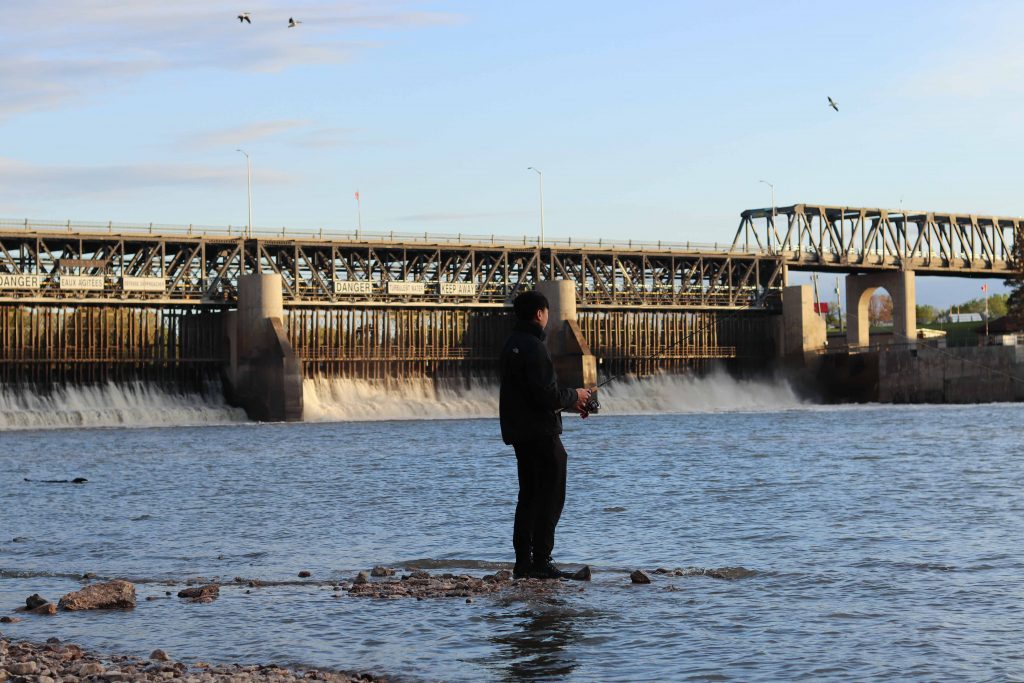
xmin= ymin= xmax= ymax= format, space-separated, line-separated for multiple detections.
xmin=60 ymin=275 xmax=105 ymax=290
xmin=122 ymin=276 xmax=165 ymax=292
xmin=440 ymin=282 xmax=476 ymax=296
xmin=334 ymin=280 xmax=373 ymax=294
xmin=388 ymin=281 xmax=425 ymax=295
xmin=0 ymin=273 xmax=42 ymax=289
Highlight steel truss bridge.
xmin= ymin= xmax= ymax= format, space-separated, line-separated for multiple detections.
xmin=732 ymin=204 xmax=1022 ymax=276
xmin=0 ymin=219 xmax=782 ymax=310
xmin=0 ymin=203 xmax=1019 ymax=311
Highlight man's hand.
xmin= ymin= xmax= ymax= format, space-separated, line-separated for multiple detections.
xmin=574 ymin=388 xmax=591 ymax=418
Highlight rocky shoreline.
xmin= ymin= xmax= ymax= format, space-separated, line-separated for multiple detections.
xmin=0 ymin=636 xmax=385 ymax=682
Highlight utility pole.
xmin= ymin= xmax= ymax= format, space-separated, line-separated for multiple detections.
xmin=236 ymin=149 xmax=253 ymax=238
xmin=527 ymin=167 xmax=545 ymax=247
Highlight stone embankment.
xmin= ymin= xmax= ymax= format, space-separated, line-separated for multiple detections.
xmin=0 ymin=637 xmax=384 ymax=682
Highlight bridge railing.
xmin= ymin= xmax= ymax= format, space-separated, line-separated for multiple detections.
xmin=0 ymin=218 xmax=747 ymax=254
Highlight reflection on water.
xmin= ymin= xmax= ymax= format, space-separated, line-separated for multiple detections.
xmin=491 ymin=600 xmax=584 ymax=681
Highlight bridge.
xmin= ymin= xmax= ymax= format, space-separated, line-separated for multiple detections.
xmin=0 ymin=218 xmax=780 ymax=309
xmin=0 ymin=206 xmax=1020 ymax=419
xmin=732 ymin=203 xmax=1020 ymax=276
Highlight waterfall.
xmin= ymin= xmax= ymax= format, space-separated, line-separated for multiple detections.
xmin=302 ymin=370 xmax=804 ymax=422
xmin=0 ymin=382 xmax=247 ymax=431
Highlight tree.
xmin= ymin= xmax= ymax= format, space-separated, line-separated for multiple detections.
xmin=1007 ymin=227 xmax=1024 ymax=322
xmin=869 ymin=293 xmax=893 ymax=326
xmin=955 ymin=295 xmax=1008 ymax=317
xmin=916 ymin=304 xmax=939 ymax=324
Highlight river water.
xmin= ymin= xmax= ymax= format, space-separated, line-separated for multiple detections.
xmin=1 ymin=376 xmax=1022 ymax=681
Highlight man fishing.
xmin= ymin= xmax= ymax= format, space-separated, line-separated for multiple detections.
xmin=499 ymin=290 xmax=591 ymax=579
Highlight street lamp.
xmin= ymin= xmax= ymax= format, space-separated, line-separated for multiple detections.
xmin=527 ymin=166 xmax=545 ymax=247
xmin=236 ymin=149 xmax=253 ymax=238
xmin=759 ymin=179 xmax=775 ymax=252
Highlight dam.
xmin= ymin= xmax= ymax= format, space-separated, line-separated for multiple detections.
xmin=1 ymin=204 xmax=1021 ymax=420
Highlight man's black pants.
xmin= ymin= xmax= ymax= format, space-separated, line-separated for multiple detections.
xmin=512 ymin=435 xmax=568 ymax=566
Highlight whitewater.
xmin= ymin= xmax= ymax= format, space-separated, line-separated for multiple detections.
xmin=0 ymin=371 xmax=804 ymax=430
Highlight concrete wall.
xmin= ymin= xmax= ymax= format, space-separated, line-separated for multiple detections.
xmin=813 ymin=345 xmax=1024 ymax=403
xmin=878 ymin=345 xmax=1024 ymax=403
xmin=224 ymin=274 xmax=303 ymax=421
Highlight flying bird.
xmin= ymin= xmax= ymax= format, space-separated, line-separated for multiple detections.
xmin=288 ymin=17 xmax=302 ymax=27
xmin=237 ymin=12 xmax=251 ymax=23
xmin=827 ymin=96 xmax=839 ymax=112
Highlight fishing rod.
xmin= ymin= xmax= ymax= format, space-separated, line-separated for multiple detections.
xmin=583 ymin=291 xmax=773 ymax=413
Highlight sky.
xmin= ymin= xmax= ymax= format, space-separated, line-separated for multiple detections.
xmin=1 ymin=0 xmax=1020 ymax=307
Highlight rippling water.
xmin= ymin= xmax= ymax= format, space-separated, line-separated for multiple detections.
xmin=1 ymin=383 xmax=1022 ymax=681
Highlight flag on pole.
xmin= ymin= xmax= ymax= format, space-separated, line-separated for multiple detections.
xmin=982 ymin=284 xmax=989 ymax=293
xmin=354 ymin=191 xmax=360 ymax=201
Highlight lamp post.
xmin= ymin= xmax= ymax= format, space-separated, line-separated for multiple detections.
xmin=236 ymin=149 xmax=252 ymax=238
xmin=527 ymin=166 xmax=545 ymax=247
xmin=759 ymin=179 xmax=774 ymax=252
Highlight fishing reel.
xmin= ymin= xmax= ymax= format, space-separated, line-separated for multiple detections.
xmin=583 ymin=387 xmax=600 ymax=414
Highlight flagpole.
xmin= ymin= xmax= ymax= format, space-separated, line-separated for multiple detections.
xmin=355 ymin=190 xmax=363 ymax=240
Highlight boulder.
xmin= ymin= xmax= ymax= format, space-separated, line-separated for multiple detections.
xmin=572 ymin=566 xmax=592 ymax=581
xmin=630 ymin=570 xmax=651 ymax=584
xmin=150 ymin=649 xmax=170 ymax=661
xmin=18 ymin=602 xmax=57 ymax=616
xmin=370 ymin=566 xmax=395 ymax=577
xmin=177 ymin=585 xmax=219 ymax=602
xmin=353 ymin=571 xmax=370 ymax=585
xmin=297 ymin=571 xmax=311 ymax=578
xmin=0 ymin=616 xmax=21 ymax=623
xmin=59 ymin=580 xmax=136 ymax=610
xmin=25 ymin=594 xmax=49 ymax=610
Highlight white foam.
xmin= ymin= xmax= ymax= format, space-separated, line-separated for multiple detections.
xmin=302 ymin=370 xmax=805 ymax=422
xmin=0 ymin=382 xmax=247 ymax=431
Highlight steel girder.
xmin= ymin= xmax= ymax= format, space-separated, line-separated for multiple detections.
xmin=732 ymin=204 xmax=1022 ymax=276
xmin=0 ymin=230 xmax=783 ymax=309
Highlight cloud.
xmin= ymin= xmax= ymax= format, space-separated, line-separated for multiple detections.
xmin=185 ymin=120 xmax=313 ymax=148
xmin=0 ymin=1 xmax=463 ymax=118
xmin=0 ymin=156 xmax=294 ymax=196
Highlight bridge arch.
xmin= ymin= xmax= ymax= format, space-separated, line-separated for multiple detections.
xmin=845 ymin=271 xmax=917 ymax=348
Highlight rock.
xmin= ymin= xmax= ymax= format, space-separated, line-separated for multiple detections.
xmin=572 ymin=566 xmax=592 ymax=581
xmin=37 ymin=676 xmax=55 ymax=683
xmin=353 ymin=571 xmax=370 ymax=585
xmin=59 ymin=580 xmax=136 ymax=610
xmin=465 ymin=597 xmax=473 ymax=603
xmin=150 ymin=649 xmax=170 ymax=661
xmin=30 ymin=602 xmax=58 ymax=615
xmin=493 ymin=569 xmax=513 ymax=582
xmin=370 ymin=566 xmax=395 ymax=577
xmin=0 ymin=616 xmax=21 ymax=623
xmin=630 ymin=569 xmax=651 ymax=584
xmin=409 ymin=570 xmax=430 ymax=580
xmin=297 ymin=570 xmax=311 ymax=578
xmin=82 ymin=572 xmax=97 ymax=580
xmin=46 ymin=636 xmax=61 ymax=643
xmin=11 ymin=536 xmax=28 ymax=543
xmin=177 ymin=584 xmax=220 ymax=602
xmin=78 ymin=662 xmax=106 ymax=676
xmin=8 ymin=661 xmax=38 ymax=676
xmin=25 ymin=593 xmax=49 ymax=610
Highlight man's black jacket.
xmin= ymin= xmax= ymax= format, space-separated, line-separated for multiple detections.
xmin=499 ymin=320 xmax=578 ymax=445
